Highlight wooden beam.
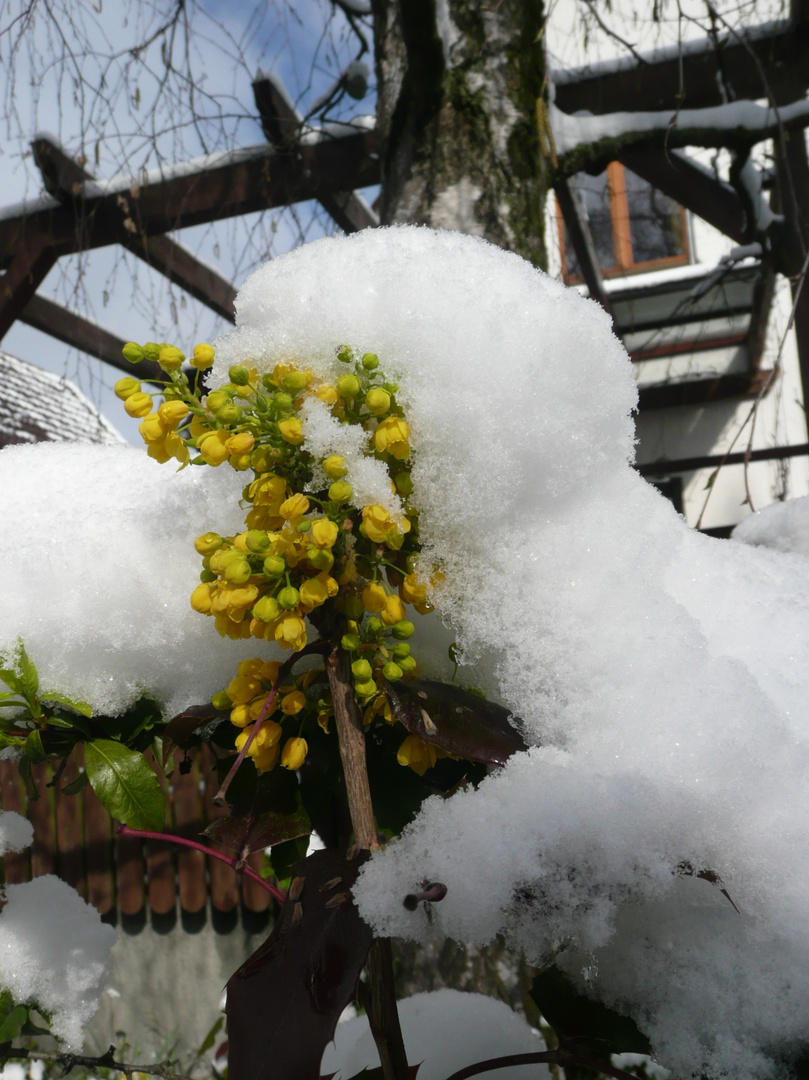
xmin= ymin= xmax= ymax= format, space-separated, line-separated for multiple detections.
xmin=637 ymin=369 xmax=772 ymax=410
xmin=554 ymin=19 xmax=809 ymax=116
xmin=618 ymin=149 xmax=747 ymax=244
xmin=18 ymin=293 xmax=164 ymax=383
xmin=554 ymin=176 xmax=617 ymax=329
xmin=0 ymin=133 xmax=381 ymax=268
xmin=32 ymin=136 xmax=237 ymax=322
xmin=637 ymin=440 xmax=809 ymax=476
xmin=252 ymin=74 xmax=379 ymax=233
xmin=0 ymin=228 xmax=57 ymax=340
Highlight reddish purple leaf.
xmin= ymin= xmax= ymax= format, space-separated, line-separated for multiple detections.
xmin=383 ymin=679 xmax=527 ymax=767
xmin=204 ymin=770 xmax=310 ymax=867
xmin=227 ymin=847 xmax=373 ymax=1080
xmin=162 ymin=704 xmax=220 ymax=769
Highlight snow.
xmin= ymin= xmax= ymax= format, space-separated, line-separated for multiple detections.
xmin=3 ymin=226 xmax=809 ymax=1076
xmin=320 ymin=989 xmax=547 ymax=1080
xmin=214 ymin=226 xmax=809 ymax=1080
xmin=0 ymin=814 xmax=114 ymax=1048
xmin=732 ymin=496 xmax=809 ymax=557
xmin=0 ymin=442 xmax=262 ymax=717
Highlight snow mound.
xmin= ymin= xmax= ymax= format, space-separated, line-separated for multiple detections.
xmin=0 ymin=442 xmax=261 ymax=717
xmin=216 ymin=227 xmax=809 ymax=1080
xmin=732 ymin=496 xmax=809 ymax=556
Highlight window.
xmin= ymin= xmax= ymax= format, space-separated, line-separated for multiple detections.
xmin=558 ymin=161 xmax=689 ymax=282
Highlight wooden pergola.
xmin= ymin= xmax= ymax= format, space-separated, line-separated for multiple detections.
xmin=0 ymin=12 xmax=807 ymax=465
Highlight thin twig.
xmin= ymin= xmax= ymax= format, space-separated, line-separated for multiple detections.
xmin=443 ymin=1046 xmax=650 ymax=1080
xmin=0 ymin=1045 xmax=192 ymax=1080
xmin=117 ymin=824 xmax=285 ymax=903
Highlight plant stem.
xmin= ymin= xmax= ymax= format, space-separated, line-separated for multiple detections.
xmin=325 ymin=645 xmax=410 ymax=1080
xmin=118 ymin=824 xmax=285 ymax=903
xmin=326 ymin=645 xmax=378 ymax=850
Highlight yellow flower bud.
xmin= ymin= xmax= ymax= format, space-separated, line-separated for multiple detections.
xmin=328 ymin=481 xmax=353 ymax=504
xmin=228 ymin=453 xmax=253 ymax=472
xmin=191 ymin=343 xmax=215 ymax=370
xmin=337 ymin=374 xmax=360 ymax=399
xmin=253 ymin=719 xmax=283 ymax=749
xmin=227 ymin=674 xmax=262 ymax=705
xmin=278 ymin=417 xmax=304 ymax=445
xmin=253 ymin=595 xmax=280 ymax=623
xmin=226 ymin=431 xmax=255 ymax=456
xmin=198 ymin=429 xmax=230 ymax=466
xmin=114 ymin=377 xmax=141 ymax=400
xmin=282 ymin=370 xmax=308 ymax=393
xmin=125 ymin=392 xmax=154 ymax=419
xmin=158 ymin=345 xmax=185 ymax=372
xmin=281 ymin=737 xmax=308 ymax=770
xmin=158 ymin=400 xmax=190 ymax=430
xmin=310 ymin=519 xmax=339 ymax=549
xmin=280 ymin=493 xmax=310 ymax=520
xmin=281 ymin=690 xmax=306 ymax=715
xmin=362 ymin=582 xmax=387 ymax=614
xmin=365 ymin=388 xmax=391 ymax=416
xmin=139 ymin=413 xmax=169 ymax=444
xmin=253 ymin=743 xmax=281 ymax=773
xmin=190 ymin=583 xmax=215 ymax=614
xmin=323 ymin=455 xmax=347 ymax=479
xmin=374 ymin=416 xmax=411 ymax=460
xmin=122 ymin=342 xmax=144 ymax=364
xmin=205 ymin=390 xmax=230 ymax=413
xmin=381 ymin=594 xmax=407 ymax=626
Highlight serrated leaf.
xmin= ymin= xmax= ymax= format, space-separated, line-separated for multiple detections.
xmin=205 ymin=769 xmax=310 ymax=867
xmin=0 ymin=1004 xmax=28 ymax=1043
xmin=84 ymin=739 xmax=165 ymax=830
xmin=529 ymin=966 xmax=652 ymax=1057
xmin=383 ymin=678 xmax=527 ymax=766
xmin=0 ymin=671 xmax=22 ymax=695
xmin=40 ymin=692 xmax=93 ymax=718
xmin=227 ymin=848 xmax=372 ymax=1080
xmin=14 ymin=641 xmax=38 ymax=701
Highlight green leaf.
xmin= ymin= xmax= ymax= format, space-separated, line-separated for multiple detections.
xmin=39 ymin=692 xmax=93 ymax=718
xmin=23 ymin=729 xmax=46 ymax=763
xmin=14 ymin=640 xmax=38 ymax=701
xmin=61 ymin=771 xmax=90 ymax=796
xmin=197 ymin=1016 xmax=225 ymax=1057
xmin=0 ymin=1004 xmax=28 ymax=1043
xmin=0 ymin=670 xmax=22 ymax=695
xmin=529 ymin=966 xmax=652 ymax=1057
xmin=84 ymin=739 xmax=165 ymax=830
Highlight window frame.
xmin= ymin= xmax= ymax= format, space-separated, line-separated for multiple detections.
xmin=557 ymin=161 xmax=691 ymax=284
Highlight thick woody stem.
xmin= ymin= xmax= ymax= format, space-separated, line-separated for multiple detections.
xmin=326 ymin=646 xmax=409 ymax=1080
xmin=326 ymin=645 xmax=378 ymax=850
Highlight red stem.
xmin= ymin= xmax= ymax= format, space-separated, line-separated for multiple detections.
xmin=212 ymin=640 xmax=329 ymax=806
xmin=118 ymin=824 xmax=286 ymax=904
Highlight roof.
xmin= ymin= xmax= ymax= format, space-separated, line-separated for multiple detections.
xmin=0 ymin=350 xmax=125 ymax=448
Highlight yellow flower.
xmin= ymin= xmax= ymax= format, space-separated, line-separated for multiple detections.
xmin=198 ymin=429 xmax=230 ymax=466
xmin=280 ymin=493 xmax=310 ymax=520
xmin=362 ymin=582 xmax=387 ymax=613
xmin=278 ymin=417 xmax=304 ymax=445
xmin=363 ymin=693 xmax=393 ymax=726
xmin=274 ymin=613 xmax=307 ymax=651
xmin=310 ymin=519 xmax=339 ymax=548
xmin=158 ymin=400 xmax=190 ymax=430
xmin=281 ymin=737 xmax=308 ymax=770
xmin=299 ymin=576 xmax=329 ymax=609
xmin=139 ymin=413 xmax=169 ymax=445
xmin=253 ymin=743 xmax=281 ymax=773
xmin=381 ymin=594 xmax=407 ymax=626
xmin=281 ymin=690 xmax=306 ymax=715
xmin=259 ymin=659 xmax=282 ymax=684
xmin=227 ymin=674 xmax=263 ymax=705
xmin=195 ymin=532 xmax=223 ymax=556
xmin=165 ymin=430 xmax=190 ymax=465
xmin=374 ymin=416 xmax=411 ymax=460
xmin=400 ymin=573 xmax=428 ymax=606
xmin=114 ymin=377 xmax=140 ymax=400
xmin=314 ymin=384 xmax=338 ymax=405
xmin=322 ymin=454 xmax=347 ymax=479
xmin=158 ymin=346 xmax=185 ymax=372
xmin=190 ymin=583 xmax=215 ymax=614
xmin=397 ymin=734 xmax=437 ymax=776
xmin=125 ymin=392 xmax=154 ymax=419
xmin=191 ymin=343 xmax=215 ymax=370
xmin=250 ymin=473 xmax=287 ymax=506
xmin=226 ymin=431 xmax=255 ymax=456
xmin=253 ymin=720 xmax=283 ymax=750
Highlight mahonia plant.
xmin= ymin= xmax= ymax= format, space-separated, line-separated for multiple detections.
xmin=117 ymin=340 xmax=442 ymax=779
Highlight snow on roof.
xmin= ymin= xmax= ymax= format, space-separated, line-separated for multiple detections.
xmin=0 ymin=351 xmax=125 ymax=448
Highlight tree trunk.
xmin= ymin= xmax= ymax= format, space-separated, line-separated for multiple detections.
xmin=371 ymin=0 xmax=549 ymax=269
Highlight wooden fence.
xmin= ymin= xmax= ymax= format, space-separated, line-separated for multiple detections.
xmin=0 ymin=745 xmax=272 ymax=933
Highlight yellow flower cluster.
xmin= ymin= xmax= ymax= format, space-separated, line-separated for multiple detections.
xmin=119 ymin=337 xmax=445 ymax=777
